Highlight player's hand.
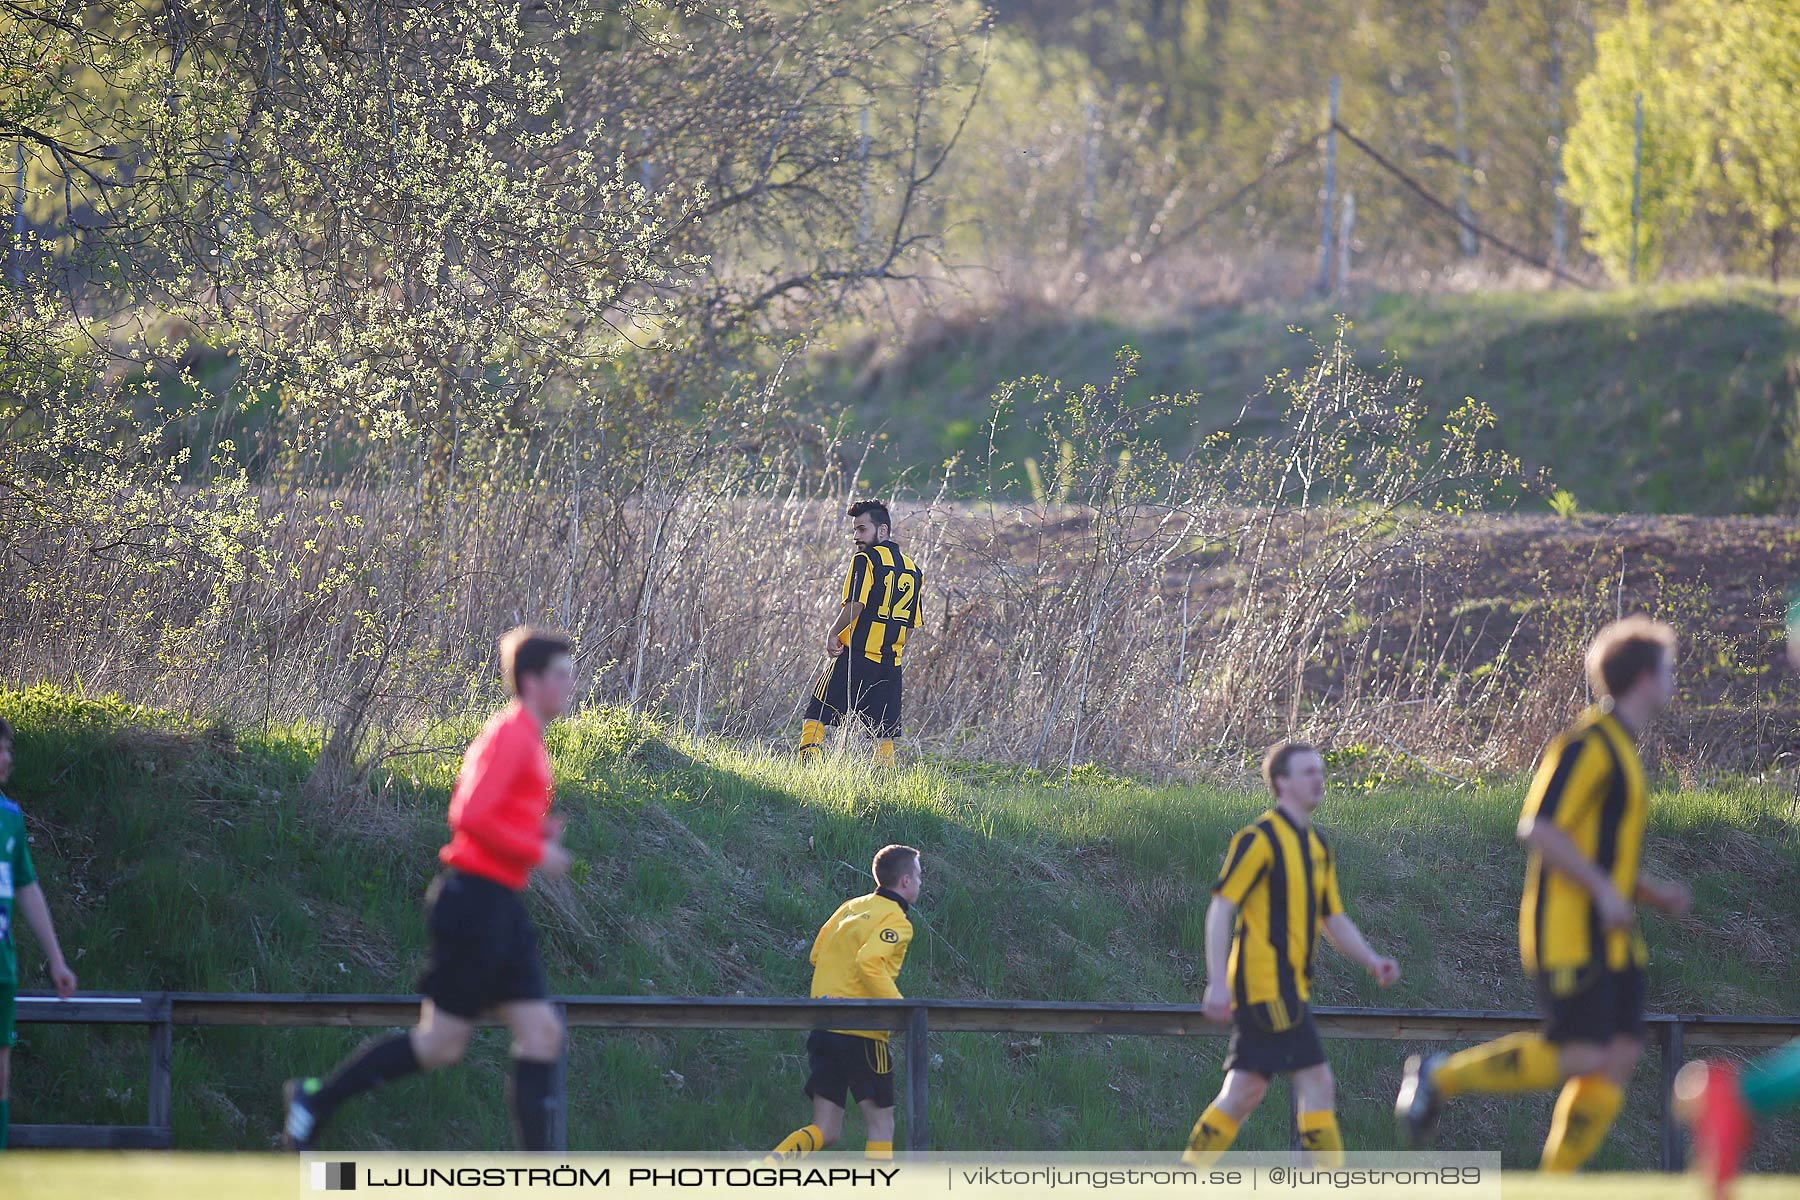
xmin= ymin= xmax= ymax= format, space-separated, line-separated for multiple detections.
xmin=825 ymin=632 xmax=845 ymax=656
xmin=50 ymin=959 xmax=77 ymax=999
xmin=1641 ymin=878 xmax=1691 ymax=916
xmin=543 ymin=813 xmax=565 ymax=841
xmin=1595 ymin=884 xmax=1635 ymax=931
xmin=1370 ymin=956 xmax=1401 ymax=987
xmin=538 ymin=839 xmax=573 ymax=881
xmin=1202 ymin=981 xmax=1232 ymax=1025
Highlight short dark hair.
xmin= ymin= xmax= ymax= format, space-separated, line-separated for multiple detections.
xmin=848 ymin=499 xmax=892 ymax=533
xmin=872 ymin=844 xmax=920 ymax=889
xmin=499 ymin=626 xmax=573 ymax=697
xmin=1262 ymin=740 xmax=1318 ymax=795
xmin=0 ymin=717 xmax=11 ymax=746
xmin=1586 ymin=616 xmax=1677 ymax=699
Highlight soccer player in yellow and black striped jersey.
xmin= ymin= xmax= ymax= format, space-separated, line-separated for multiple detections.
xmin=799 ymin=500 xmax=923 ymax=767
xmin=1396 ymin=616 xmax=1692 ymax=1172
xmin=770 ymin=845 xmax=920 ymax=1162
xmin=1183 ymin=742 xmax=1400 ymax=1168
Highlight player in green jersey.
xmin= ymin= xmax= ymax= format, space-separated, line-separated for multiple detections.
xmin=1672 ymin=595 xmax=1800 ymax=1198
xmin=0 ymin=718 xmax=80 ymax=1150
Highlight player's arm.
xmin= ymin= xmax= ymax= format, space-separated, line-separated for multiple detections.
xmin=1519 ymin=821 xmax=1616 ymax=900
xmin=1516 ymin=734 xmax=1632 ymax=930
xmin=824 ymin=601 xmax=863 ymax=657
xmin=1321 ymin=914 xmax=1400 ymax=985
xmin=1634 ymin=875 xmax=1692 ymax=915
xmin=852 ymin=916 xmax=911 ymax=1000
xmin=825 ymin=554 xmax=874 ymax=656
xmin=16 ymin=881 xmax=77 ymax=998
xmin=1201 ymin=894 xmax=1236 ymax=1023
xmin=1316 ymin=853 xmax=1398 ymax=984
xmin=1203 ymin=826 xmax=1269 ymax=1023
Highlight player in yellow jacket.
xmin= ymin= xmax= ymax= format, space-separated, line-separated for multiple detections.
xmin=770 ymin=845 xmax=921 ymax=1161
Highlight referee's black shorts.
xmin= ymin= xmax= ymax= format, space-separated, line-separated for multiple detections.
xmin=417 ymin=870 xmax=548 ymax=1019
xmin=1222 ymin=1001 xmax=1327 ymax=1078
xmin=804 ymin=654 xmax=903 ymax=738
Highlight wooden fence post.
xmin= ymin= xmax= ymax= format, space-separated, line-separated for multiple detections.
xmin=551 ymin=1002 xmax=569 ymax=1152
xmin=905 ymin=1005 xmax=930 ymax=1152
xmin=1660 ymin=1019 xmax=1685 ymax=1172
xmin=147 ymin=995 xmax=173 ymax=1145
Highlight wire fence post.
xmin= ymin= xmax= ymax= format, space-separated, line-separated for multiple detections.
xmin=1659 ymin=1018 xmax=1685 ymax=1172
xmin=905 ymin=1005 xmax=930 ymax=1152
xmin=1548 ymin=16 xmax=1569 ymax=276
xmin=1336 ymin=189 xmax=1355 ymax=294
xmin=551 ymin=1001 xmax=569 ymax=1152
xmin=1629 ymin=91 xmax=1644 ymax=285
xmin=1446 ymin=0 xmax=1477 ymax=259
xmin=1082 ymin=100 xmax=1099 ymax=272
xmin=1317 ymin=76 xmax=1339 ymax=296
xmin=148 ymin=995 xmax=173 ymax=1143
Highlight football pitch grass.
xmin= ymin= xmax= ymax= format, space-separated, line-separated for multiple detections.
xmin=2 ymin=1155 xmax=1799 ymax=1200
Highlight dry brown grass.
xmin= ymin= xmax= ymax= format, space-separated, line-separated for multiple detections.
xmin=6 ymin=334 xmax=1796 ymax=781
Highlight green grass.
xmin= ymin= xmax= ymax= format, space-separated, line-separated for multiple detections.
xmin=2 ymin=684 xmax=1798 ymax=1170
xmin=820 ymin=281 xmax=1800 ymax=514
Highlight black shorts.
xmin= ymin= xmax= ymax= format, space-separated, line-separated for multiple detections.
xmin=803 ymin=1030 xmax=896 ymax=1110
xmin=417 ymin=870 xmax=548 ymax=1019
xmin=804 ymin=655 xmax=903 ymax=739
xmin=1537 ymin=964 xmax=1645 ymax=1045
xmin=1222 ymin=1002 xmax=1327 ymax=1078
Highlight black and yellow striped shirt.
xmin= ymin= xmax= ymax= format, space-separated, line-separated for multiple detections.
xmin=840 ymin=542 xmax=923 ymax=667
xmin=1519 ymin=705 xmax=1649 ymax=977
xmin=1212 ymin=808 xmax=1345 ymax=1031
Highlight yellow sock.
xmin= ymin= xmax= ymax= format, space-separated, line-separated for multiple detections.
xmin=865 ymin=1140 xmax=893 ymax=1160
xmin=772 ymin=1122 xmax=826 ymax=1159
xmin=1297 ymin=1110 xmax=1344 ymax=1167
xmin=1182 ymin=1104 xmax=1240 ymax=1167
xmin=799 ymin=720 xmax=825 ymax=759
xmin=1434 ymin=1032 xmax=1563 ymax=1098
xmin=875 ymin=739 xmax=896 ymax=766
xmin=1541 ymin=1075 xmax=1624 ymax=1172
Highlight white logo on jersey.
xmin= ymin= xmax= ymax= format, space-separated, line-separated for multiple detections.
xmin=0 ymin=861 xmax=11 ymax=899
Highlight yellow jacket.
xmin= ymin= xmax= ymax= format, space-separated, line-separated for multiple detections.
xmin=809 ymin=889 xmax=915 ymax=1043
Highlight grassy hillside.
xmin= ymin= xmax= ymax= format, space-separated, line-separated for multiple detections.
xmin=3 ymin=685 xmax=1798 ymax=1169
xmin=820 ymin=281 xmax=1800 ymax=515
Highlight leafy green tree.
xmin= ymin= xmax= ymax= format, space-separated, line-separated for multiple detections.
xmin=1562 ymin=0 xmax=1705 ymax=281
xmin=1 ymin=0 xmax=985 ymax=766
xmin=1692 ymin=0 xmax=1800 ymax=281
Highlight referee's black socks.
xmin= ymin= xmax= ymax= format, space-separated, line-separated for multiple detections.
xmin=312 ymin=1033 xmax=423 ymax=1122
xmin=512 ymin=1057 xmax=559 ymax=1150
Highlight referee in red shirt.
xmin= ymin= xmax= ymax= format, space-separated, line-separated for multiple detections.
xmin=282 ymin=627 xmax=577 ymax=1151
